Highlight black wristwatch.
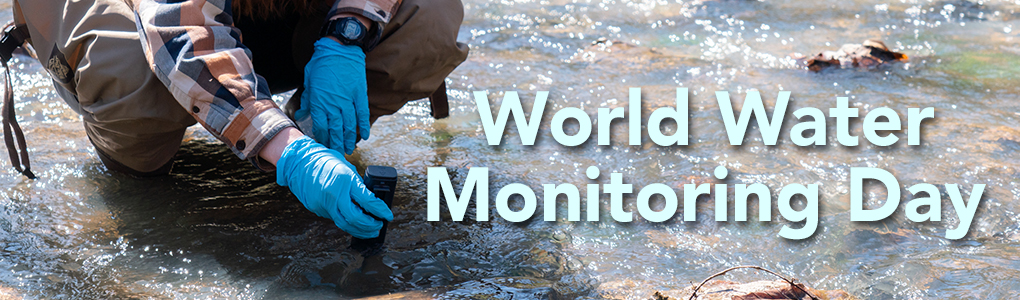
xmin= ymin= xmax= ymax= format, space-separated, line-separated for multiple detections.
xmin=320 ymin=17 xmax=372 ymax=52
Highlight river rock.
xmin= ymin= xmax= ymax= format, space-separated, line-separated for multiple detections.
xmin=652 ymin=279 xmax=858 ymax=300
xmin=0 ymin=286 xmax=22 ymax=300
xmin=353 ymin=277 xmax=558 ymax=300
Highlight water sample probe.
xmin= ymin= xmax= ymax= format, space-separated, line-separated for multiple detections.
xmin=350 ymin=165 xmax=397 ymax=256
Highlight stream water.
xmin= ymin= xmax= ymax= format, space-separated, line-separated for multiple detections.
xmin=1 ymin=0 xmax=1019 ymax=299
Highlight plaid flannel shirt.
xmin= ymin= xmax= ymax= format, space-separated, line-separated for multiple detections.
xmin=129 ymin=0 xmax=399 ymax=170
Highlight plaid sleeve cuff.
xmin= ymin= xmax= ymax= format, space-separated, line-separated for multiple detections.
xmin=222 ymin=100 xmax=295 ymax=172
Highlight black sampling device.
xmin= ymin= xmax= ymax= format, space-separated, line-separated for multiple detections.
xmin=349 ymin=165 xmax=397 ymax=256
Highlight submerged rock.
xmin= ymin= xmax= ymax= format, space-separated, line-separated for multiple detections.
xmin=0 ymin=286 xmax=22 ymax=300
xmin=569 ymin=37 xmax=690 ymax=71
xmin=353 ymin=277 xmax=558 ymax=300
xmin=977 ymin=125 xmax=1020 ymax=152
xmin=793 ymin=40 xmax=908 ymax=72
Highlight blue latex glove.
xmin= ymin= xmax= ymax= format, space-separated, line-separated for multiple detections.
xmin=277 ymin=136 xmax=393 ymax=238
xmin=295 ymin=38 xmax=371 ymax=155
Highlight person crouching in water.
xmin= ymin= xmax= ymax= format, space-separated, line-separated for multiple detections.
xmin=5 ymin=0 xmax=468 ymax=239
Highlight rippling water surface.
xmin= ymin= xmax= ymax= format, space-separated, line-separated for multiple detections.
xmin=1 ymin=0 xmax=1019 ymax=299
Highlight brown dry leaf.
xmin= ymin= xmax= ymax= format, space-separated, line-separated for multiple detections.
xmin=795 ymin=40 xmax=908 ymax=72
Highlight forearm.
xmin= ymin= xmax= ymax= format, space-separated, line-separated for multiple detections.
xmin=259 ymin=126 xmax=306 ymax=166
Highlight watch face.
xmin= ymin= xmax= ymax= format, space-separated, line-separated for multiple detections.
xmin=341 ymin=19 xmax=363 ymax=40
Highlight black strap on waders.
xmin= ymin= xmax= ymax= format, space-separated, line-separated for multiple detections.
xmin=0 ymin=23 xmax=35 ymax=179
xmin=428 ymin=82 xmax=449 ymax=119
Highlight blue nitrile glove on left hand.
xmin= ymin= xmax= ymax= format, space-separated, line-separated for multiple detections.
xmin=295 ymin=37 xmax=371 ymax=155
xmin=277 ymin=136 xmax=393 ymax=239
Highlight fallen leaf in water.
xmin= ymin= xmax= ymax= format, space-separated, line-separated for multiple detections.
xmin=793 ymin=40 xmax=908 ymax=72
